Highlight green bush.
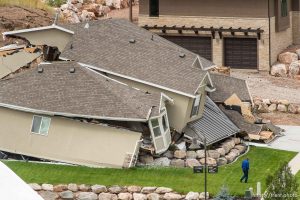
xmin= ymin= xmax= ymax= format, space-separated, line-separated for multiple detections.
xmin=214 ymin=186 xmax=234 ymax=200
xmin=47 ymin=0 xmax=67 ymax=7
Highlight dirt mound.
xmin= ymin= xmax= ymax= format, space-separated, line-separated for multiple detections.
xmin=0 ymin=6 xmax=54 ymax=46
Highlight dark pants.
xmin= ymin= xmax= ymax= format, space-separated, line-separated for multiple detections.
xmin=240 ymin=169 xmax=249 ymax=183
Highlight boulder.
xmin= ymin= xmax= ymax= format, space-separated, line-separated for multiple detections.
xmin=225 ymin=152 xmax=238 ymax=163
xmin=262 ymin=99 xmax=271 ymax=105
xmin=268 ymin=104 xmax=277 ymax=112
xmin=174 ymin=150 xmax=186 ymax=159
xmin=288 ymin=104 xmax=298 ymax=114
xmin=170 ymin=159 xmax=185 ymax=168
xmin=133 ymin=193 xmax=147 ymax=200
xmin=155 ymin=187 xmax=173 ymax=194
xmin=152 ymin=157 xmax=170 ymax=167
xmin=298 ymin=106 xmax=300 ymax=114
xmin=196 ymin=150 xmax=206 ymax=159
xmin=278 ymin=100 xmax=290 ymax=105
xmin=29 ymin=183 xmax=41 ymax=191
xmin=81 ymin=10 xmax=96 ymax=22
xmin=98 ymin=193 xmax=118 ymax=200
xmin=91 ymin=185 xmax=107 ymax=193
xmin=118 ymin=193 xmax=133 ymax=200
xmin=127 ymin=186 xmax=142 ymax=193
xmin=68 ymin=183 xmax=78 ymax=192
xmin=39 ymin=191 xmax=59 ymax=200
xmin=185 ymin=192 xmax=199 ymax=200
xmin=296 ymin=49 xmax=300 ymax=58
xmin=146 ymin=193 xmax=160 ymax=200
xmin=278 ymin=52 xmax=298 ymax=64
xmin=108 ymin=186 xmax=122 ymax=194
xmin=77 ymin=192 xmax=98 ymax=200
xmin=59 ymin=190 xmax=74 ymax=199
xmin=199 ymin=192 xmax=209 ymax=200
xmin=271 ymin=63 xmax=287 ymax=77
xmin=79 ymin=184 xmax=90 ymax=192
xmin=216 ymin=148 xmax=226 ymax=157
xmin=217 ymin=157 xmax=228 ymax=166
xmin=186 ymin=151 xmax=197 ymax=159
xmin=233 ymin=137 xmax=241 ymax=145
xmin=277 ymin=104 xmax=287 ymax=112
xmin=185 ymin=159 xmax=201 ymax=168
xmin=162 ymin=151 xmax=174 ymax=159
xmin=42 ymin=184 xmax=53 ymax=191
xmin=83 ymin=3 xmax=101 ymax=17
xmin=199 ymin=157 xmax=216 ymax=166
xmin=208 ymin=150 xmax=220 ymax=159
xmin=139 ymin=155 xmax=154 ymax=164
xmin=289 ymin=61 xmax=300 ymax=77
xmin=53 ymin=184 xmax=68 ymax=192
xmin=235 ymin=145 xmax=247 ymax=154
xmin=163 ymin=193 xmax=182 ymax=200
xmin=141 ymin=187 xmax=157 ymax=194
xmin=258 ymin=103 xmax=269 ymax=113
xmin=230 ymin=148 xmax=240 ymax=156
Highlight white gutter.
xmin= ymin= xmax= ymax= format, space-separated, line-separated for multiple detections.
xmin=0 ymin=103 xmax=148 ymax=122
xmin=2 ymin=24 xmax=74 ymax=36
xmin=78 ymin=62 xmax=198 ymax=98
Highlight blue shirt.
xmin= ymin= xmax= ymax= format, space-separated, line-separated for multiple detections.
xmin=242 ymin=159 xmax=249 ymax=171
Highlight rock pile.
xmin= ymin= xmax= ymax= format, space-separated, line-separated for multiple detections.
xmin=271 ymin=51 xmax=300 ymax=79
xmin=254 ymin=97 xmax=300 ymax=114
xmin=29 ymin=183 xmax=210 ymax=200
xmin=138 ymin=137 xmax=247 ymax=168
xmin=59 ymin=0 xmax=137 ymax=23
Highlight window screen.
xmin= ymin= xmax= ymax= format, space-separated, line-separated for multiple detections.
xmin=191 ymin=94 xmax=201 ymax=117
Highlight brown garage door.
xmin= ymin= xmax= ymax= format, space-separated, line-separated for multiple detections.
xmin=224 ymin=38 xmax=258 ymax=69
xmin=161 ymin=35 xmax=212 ymax=60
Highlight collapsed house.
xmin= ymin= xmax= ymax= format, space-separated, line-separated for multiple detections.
xmin=0 ymin=19 xmax=260 ymax=167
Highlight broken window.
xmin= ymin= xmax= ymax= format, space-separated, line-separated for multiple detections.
xmin=149 ymin=0 xmax=159 ymax=17
xmin=151 ymin=118 xmax=162 ymax=137
xmin=191 ymin=94 xmax=201 ymax=117
xmin=281 ymin=0 xmax=288 ymax=17
xmin=31 ymin=115 xmax=51 ymax=135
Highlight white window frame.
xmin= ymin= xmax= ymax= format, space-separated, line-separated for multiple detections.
xmin=31 ymin=115 xmax=51 ymax=136
xmin=191 ymin=94 xmax=201 ymax=117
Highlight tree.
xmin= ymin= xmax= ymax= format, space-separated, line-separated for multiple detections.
xmin=214 ymin=186 xmax=234 ymax=200
xmin=265 ymin=162 xmax=298 ymax=200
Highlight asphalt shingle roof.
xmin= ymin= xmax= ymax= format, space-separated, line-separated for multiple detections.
xmin=0 ymin=62 xmax=161 ymax=120
xmin=184 ymin=97 xmax=240 ymax=145
xmin=60 ymin=19 xmax=213 ymax=96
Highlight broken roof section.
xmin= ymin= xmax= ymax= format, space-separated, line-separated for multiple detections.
xmin=60 ymin=19 xmax=215 ymax=97
xmin=0 ymin=62 xmax=161 ymax=121
xmin=184 ymin=97 xmax=240 ymax=145
xmin=209 ymin=73 xmax=252 ymax=103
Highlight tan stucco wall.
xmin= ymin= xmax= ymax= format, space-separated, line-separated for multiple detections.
xmin=0 ymin=107 xmax=141 ymax=168
xmin=9 ymin=29 xmax=72 ymax=51
xmin=292 ymin=11 xmax=300 ymax=44
xmin=107 ymin=74 xmax=206 ymax=132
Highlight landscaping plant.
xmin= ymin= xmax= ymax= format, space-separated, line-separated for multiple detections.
xmin=213 ymin=186 xmax=234 ymax=200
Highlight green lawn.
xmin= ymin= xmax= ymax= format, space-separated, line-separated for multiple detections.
xmin=296 ymin=172 xmax=300 ymax=195
xmin=3 ymin=146 xmax=297 ymax=196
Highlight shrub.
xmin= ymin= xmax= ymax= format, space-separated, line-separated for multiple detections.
xmin=214 ymin=186 xmax=234 ymax=200
xmin=47 ymin=0 xmax=67 ymax=7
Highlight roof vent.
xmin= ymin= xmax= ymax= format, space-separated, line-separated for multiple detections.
xmin=69 ymin=67 xmax=76 ymax=73
xmin=38 ymin=67 xmax=43 ymax=73
xmin=179 ymin=53 xmax=186 ymax=58
xmin=129 ymin=39 xmax=136 ymax=44
xmin=84 ymin=23 xmax=90 ymax=29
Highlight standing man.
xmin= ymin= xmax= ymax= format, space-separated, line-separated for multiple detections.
xmin=240 ymin=158 xmax=250 ymax=183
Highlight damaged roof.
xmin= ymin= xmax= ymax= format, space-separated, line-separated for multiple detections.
xmin=0 ymin=62 xmax=161 ymax=121
xmin=60 ymin=19 xmax=215 ymax=97
xmin=184 ymin=97 xmax=240 ymax=145
xmin=210 ymin=73 xmax=252 ymax=103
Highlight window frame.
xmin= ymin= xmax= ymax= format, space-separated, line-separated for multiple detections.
xmin=149 ymin=0 xmax=159 ymax=17
xmin=31 ymin=115 xmax=51 ymax=136
xmin=190 ymin=94 xmax=201 ymax=117
xmin=281 ymin=0 xmax=288 ymax=17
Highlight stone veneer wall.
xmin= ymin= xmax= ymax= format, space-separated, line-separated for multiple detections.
xmin=139 ymin=14 xmax=294 ymax=71
xmin=292 ymin=11 xmax=300 ymax=44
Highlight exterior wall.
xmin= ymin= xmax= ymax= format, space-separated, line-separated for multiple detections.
xmin=275 ymin=0 xmax=291 ymax=31
xmin=292 ymin=11 xmax=300 ymax=44
xmin=0 ymin=107 xmax=141 ymax=168
xmin=270 ymin=15 xmax=293 ymax=64
xmin=139 ymin=15 xmax=271 ymax=71
xmin=107 ymin=74 xmax=207 ymax=132
xmin=140 ymin=0 xmax=270 ymax=18
xmin=6 ymin=29 xmax=72 ymax=51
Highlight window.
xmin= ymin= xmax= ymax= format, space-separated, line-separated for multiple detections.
xmin=191 ymin=94 xmax=201 ymax=117
xmin=151 ymin=118 xmax=161 ymax=137
xmin=149 ymin=0 xmax=159 ymax=17
xmin=162 ymin=114 xmax=168 ymax=131
xmin=281 ymin=0 xmax=288 ymax=17
xmin=31 ymin=116 xmax=51 ymax=135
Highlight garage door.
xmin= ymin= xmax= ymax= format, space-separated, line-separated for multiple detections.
xmin=224 ymin=38 xmax=258 ymax=69
xmin=161 ymin=35 xmax=212 ymax=61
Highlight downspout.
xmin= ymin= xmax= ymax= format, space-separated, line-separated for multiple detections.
xmin=268 ymin=0 xmax=272 ymax=74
